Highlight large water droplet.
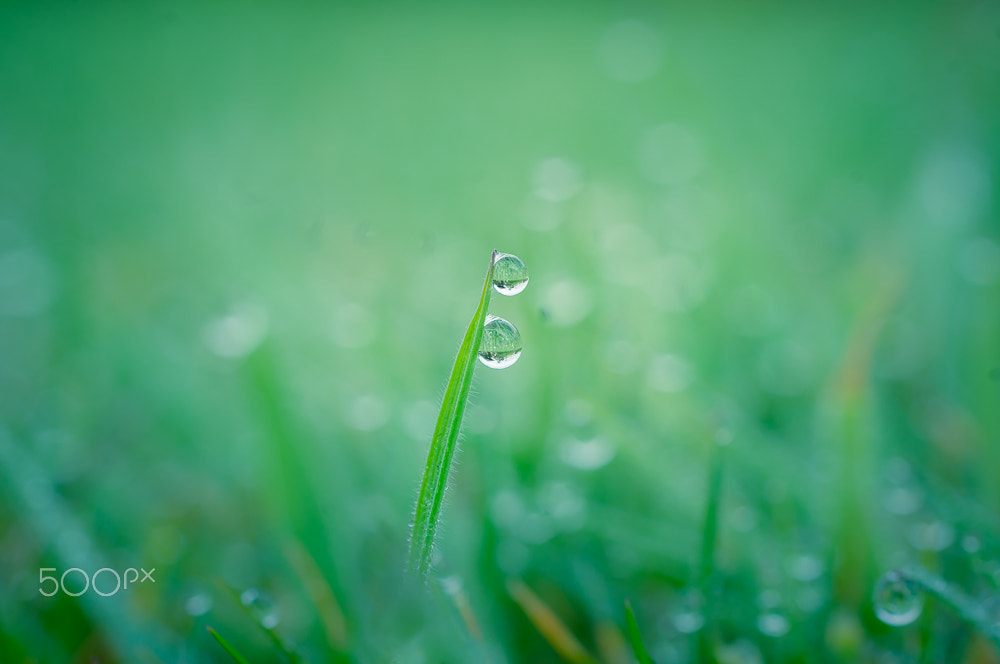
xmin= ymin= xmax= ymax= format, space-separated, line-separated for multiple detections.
xmin=479 ymin=315 xmax=522 ymax=369
xmin=873 ymin=571 xmax=924 ymax=626
xmin=492 ymin=253 xmax=529 ymax=296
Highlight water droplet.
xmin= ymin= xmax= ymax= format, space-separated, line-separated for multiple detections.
xmin=756 ymin=612 xmax=790 ymax=637
xmin=478 ymin=315 xmax=522 ymax=368
xmin=787 ymin=554 xmax=825 ymax=582
xmin=908 ymin=520 xmax=955 ymax=552
xmin=492 ymin=253 xmax=529 ymax=296
xmin=241 ymin=587 xmax=281 ymax=629
xmin=203 ymin=302 xmax=268 ymax=358
xmin=647 ymin=353 xmax=694 ymax=393
xmin=671 ymin=589 xmax=705 ymax=634
xmin=558 ymin=437 xmax=615 ymax=470
xmin=538 ymin=278 xmax=592 ymax=327
xmin=882 ymin=487 xmax=922 ymax=515
xmin=873 ymin=571 xmax=924 ymax=626
xmin=538 ymin=482 xmax=586 ymax=531
xmin=884 ymin=457 xmax=912 ymax=484
xmin=185 ymin=593 xmax=213 ymax=616
xmin=439 ymin=575 xmax=463 ymax=596
xmin=490 ymin=489 xmax=526 ymax=528
xmin=962 ymin=535 xmax=981 ymax=554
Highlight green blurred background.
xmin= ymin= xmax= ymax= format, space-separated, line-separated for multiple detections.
xmin=1 ymin=1 xmax=999 ymax=662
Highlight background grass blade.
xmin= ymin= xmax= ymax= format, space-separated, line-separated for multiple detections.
xmin=624 ymin=600 xmax=656 ymax=664
xmin=207 ymin=626 xmax=251 ymax=664
xmin=696 ymin=438 xmax=725 ymax=663
xmin=899 ymin=567 xmax=1000 ymax=648
xmin=408 ymin=250 xmax=498 ymax=578
xmin=507 ymin=578 xmax=597 ymax=664
xmin=219 ymin=582 xmax=303 ymax=664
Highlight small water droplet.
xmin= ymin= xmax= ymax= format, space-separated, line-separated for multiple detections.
xmin=492 ymin=253 xmax=529 ymax=296
xmin=479 ymin=315 xmax=522 ymax=369
xmin=908 ymin=520 xmax=955 ymax=552
xmin=185 ymin=592 xmax=213 ymax=617
xmin=240 ymin=587 xmax=261 ymax=606
xmin=240 ymin=587 xmax=282 ymax=629
xmin=873 ymin=571 xmax=924 ymax=626
xmin=756 ymin=612 xmax=790 ymax=637
xmin=883 ymin=487 xmax=922 ymax=515
xmin=670 ymin=590 xmax=705 ymax=634
xmin=787 ymin=554 xmax=825 ymax=582
xmin=558 ymin=437 xmax=615 ymax=470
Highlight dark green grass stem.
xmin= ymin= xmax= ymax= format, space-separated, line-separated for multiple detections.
xmin=624 ymin=601 xmax=656 ymax=664
xmin=696 ymin=440 xmax=725 ymax=663
xmin=900 ymin=567 xmax=1000 ymax=648
xmin=409 ymin=250 xmax=498 ymax=578
xmin=207 ymin=626 xmax=251 ymax=664
xmin=219 ymin=582 xmax=303 ymax=664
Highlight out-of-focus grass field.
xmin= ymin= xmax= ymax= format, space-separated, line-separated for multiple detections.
xmin=1 ymin=2 xmax=999 ymax=662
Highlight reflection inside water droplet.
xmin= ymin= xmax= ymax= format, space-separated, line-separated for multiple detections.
xmin=492 ymin=253 xmax=529 ymax=295
xmin=873 ymin=571 xmax=924 ymax=626
xmin=479 ymin=315 xmax=522 ymax=369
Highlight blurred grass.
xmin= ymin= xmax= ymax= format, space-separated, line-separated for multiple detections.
xmin=1 ymin=1 xmax=999 ymax=662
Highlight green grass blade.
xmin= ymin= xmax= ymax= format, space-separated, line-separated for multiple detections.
xmin=219 ymin=582 xmax=303 ymax=664
xmin=207 ymin=626 xmax=251 ymax=664
xmin=698 ymin=442 xmax=724 ymax=587
xmin=695 ymin=439 xmax=725 ymax=663
xmin=624 ymin=600 xmax=656 ymax=664
xmin=899 ymin=567 xmax=1000 ymax=647
xmin=409 ymin=249 xmax=498 ymax=578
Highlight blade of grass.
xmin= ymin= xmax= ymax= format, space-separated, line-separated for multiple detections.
xmin=207 ymin=626 xmax=251 ymax=664
xmin=899 ymin=567 xmax=1000 ymax=648
xmin=283 ymin=540 xmax=349 ymax=654
xmin=624 ymin=600 xmax=656 ymax=664
xmin=507 ymin=578 xmax=598 ymax=664
xmin=218 ymin=581 xmax=302 ymax=664
xmin=695 ymin=438 xmax=725 ymax=663
xmin=408 ymin=249 xmax=498 ymax=578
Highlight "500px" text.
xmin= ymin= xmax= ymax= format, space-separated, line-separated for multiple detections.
xmin=39 ymin=567 xmax=156 ymax=597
